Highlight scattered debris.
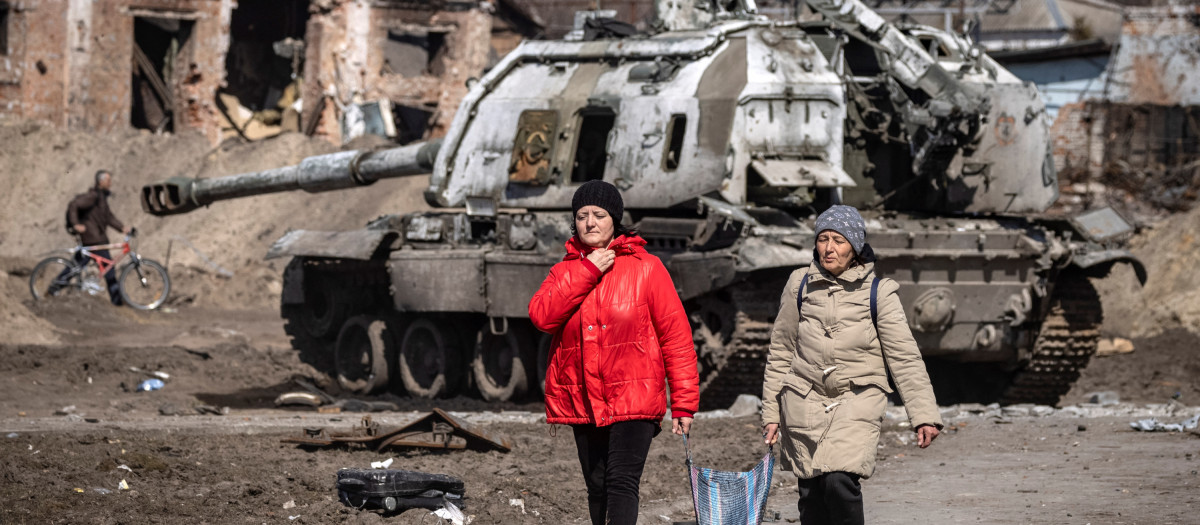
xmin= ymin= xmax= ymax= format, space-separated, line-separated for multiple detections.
xmin=509 ymin=498 xmax=526 ymax=514
xmin=137 ymin=379 xmax=165 ymax=392
xmin=55 ymin=405 xmax=76 ymax=415
xmin=371 ymin=458 xmax=394 ymax=469
xmin=282 ymin=409 xmax=512 ymax=453
xmin=194 ymin=405 xmax=230 ymax=416
xmin=1088 ymin=391 xmax=1121 ymax=406
xmin=275 ymin=392 xmax=324 ymax=407
xmin=1130 ymin=414 xmax=1200 ymax=432
xmin=118 ymin=479 xmax=130 ymax=491
xmin=130 ymin=367 xmax=172 ymax=380
xmin=1096 ymin=338 xmax=1135 ymax=356
xmin=117 ymin=465 xmax=133 ymax=473
xmin=431 ymin=500 xmax=466 ymax=525
xmin=336 ymin=468 xmax=466 ymax=515
xmin=93 ymin=488 xmax=112 ymax=495
xmin=696 ymin=394 xmax=762 ymax=419
xmin=6 ymin=433 xmax=17 ymax=438
xmin=282 ymin=499 xmax=296 ymax=509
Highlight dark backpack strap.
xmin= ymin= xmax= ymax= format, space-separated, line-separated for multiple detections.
xmin=795 ymin=273 xmax=810 ymax=315
xmin=870 ymin=275 xmax=880 ymax=331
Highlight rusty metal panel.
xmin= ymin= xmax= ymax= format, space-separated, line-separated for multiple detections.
xmin=266 ymin=229 xmax=394 ymax=260
xmin=389 ymin=249 xmax=487 ymax=312
xmin=483 ymin=252 xmax=558 ymax=317
xmin=508 ymin=109 xmax=557 ymax=184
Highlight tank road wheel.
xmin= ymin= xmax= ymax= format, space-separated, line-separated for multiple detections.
xmin=1000 ymin=274 xmax=1103 ymax=406
xmin=335 ymin=315 xmax=401 ymax=395
xmin=472 ymin=320 xmax=530 ymax=402
xmin=302 ymin=277 xmax=351 ymax=340
xmin=397 ymin=318 xmax=463 ymax=399
xmin=534 ymin=332 xmax=553 ymax=395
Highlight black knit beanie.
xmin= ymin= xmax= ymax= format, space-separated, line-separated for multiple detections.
xmin=571 ymin=180 xmax=624 ymax=222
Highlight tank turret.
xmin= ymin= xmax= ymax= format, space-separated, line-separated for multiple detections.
xmin=138 ymin=0 xmax=1143 ymax=409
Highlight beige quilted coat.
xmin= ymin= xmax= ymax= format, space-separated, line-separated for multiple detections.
xmin=762 ymin=261 xmax=943 ymax=479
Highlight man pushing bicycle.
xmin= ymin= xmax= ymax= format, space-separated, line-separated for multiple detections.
xmin=64 ymin=170 xmax=131 ymax=306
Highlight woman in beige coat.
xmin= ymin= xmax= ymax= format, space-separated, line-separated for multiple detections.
xmin=762 ymin=205 xmax=943 ymax=525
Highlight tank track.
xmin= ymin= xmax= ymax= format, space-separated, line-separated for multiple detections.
xmin=696 ymin=281 xmax=784 ymax=411
xmin=999 ymin=275 xmax=1103 ymax=406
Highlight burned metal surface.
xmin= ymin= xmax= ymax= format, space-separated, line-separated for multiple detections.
xmin=266 ymin=229 xmax=395 ymax=261
xmin=281 ymin=410 xmax=512 ymax=453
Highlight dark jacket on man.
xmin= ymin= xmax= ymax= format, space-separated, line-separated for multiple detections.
xmin=68 ymin=187 xmax=125 ymax=246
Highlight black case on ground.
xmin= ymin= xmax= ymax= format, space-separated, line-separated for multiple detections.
xmin=336 ymin=468 xmax=466 ymax=513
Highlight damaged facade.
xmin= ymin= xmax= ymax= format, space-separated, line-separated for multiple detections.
xmin=1051 ymin=4 xmax=1200 ymax=211
xmin=0 ymin=0 xmax=233 ymax=143
xmin=0 ymin=0 xmax=541 ymax=145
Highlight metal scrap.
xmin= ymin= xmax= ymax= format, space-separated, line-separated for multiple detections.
xmin=1130 ymin=414 xmax=1200 ymax=432
xmin=281 ymin=409 xmax=512 ymax=453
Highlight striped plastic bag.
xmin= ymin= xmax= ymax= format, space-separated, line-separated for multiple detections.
xmin=684 ymin=435 xmax=775 ymax=525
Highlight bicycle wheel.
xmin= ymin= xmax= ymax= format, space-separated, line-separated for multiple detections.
xmin=119 ymin=259 xmax=171 ymax=310
xmin=29 ymin=257 xmax=82 ymax=301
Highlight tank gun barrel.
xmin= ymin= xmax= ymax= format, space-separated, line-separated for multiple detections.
xmin=805 ymin=0 xmax=985 ymax=113
xmin=141 ymin=140 xmax=442 ymax=216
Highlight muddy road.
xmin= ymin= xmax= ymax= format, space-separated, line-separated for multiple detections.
xmin=0 ymin=297 xmax=1197 ymax=524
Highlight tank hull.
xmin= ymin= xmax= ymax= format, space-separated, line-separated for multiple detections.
xmin=275 ymin=208 xmax=1133 ymax=408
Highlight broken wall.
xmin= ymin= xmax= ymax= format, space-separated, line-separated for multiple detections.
xmin=1105 ymin=5 xmax=1200 ymax=105
xmin=0 ymin=0 xmax=232 ymax=143
xmin=303 ymin=1 xmax=538 ymax=145
xmin=1052 ymin=100 xmax=1200 ymax=213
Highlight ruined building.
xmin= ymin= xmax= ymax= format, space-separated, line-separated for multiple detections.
xmin=0 ymin=0 xmax=542 ymax=145
xmin=1051 ymin=4 xmax=1200 ymax=212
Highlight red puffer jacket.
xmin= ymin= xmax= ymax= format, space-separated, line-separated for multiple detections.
xmin=529 ymin=234 xmax=699 ymax=426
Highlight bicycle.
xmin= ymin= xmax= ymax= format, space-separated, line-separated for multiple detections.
xmin=28 ymin=228 xmax=171 ymax=310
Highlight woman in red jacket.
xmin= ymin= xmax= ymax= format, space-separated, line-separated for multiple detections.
xmin=529 ymin=180 xmax=699 ymax=525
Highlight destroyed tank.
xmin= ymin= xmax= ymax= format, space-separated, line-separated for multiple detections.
xmin=141 ymin=0 xmax=1145 ymax=408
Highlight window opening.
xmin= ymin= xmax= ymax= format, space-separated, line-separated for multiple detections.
xmin=131 ymin=17 xmax=194 ymax=132
xmin=392 ymin=104 xmax=435 ymax=144
xmin=221 ymin=0 xmax=309 ymax=136
xmin=663 ymin=114 xmax=687 ymax=171
xmin=570 ymin=111 xmax=616 ymax=183
xmin=382 ymin=28 xmax=448 ymax=78
xmin=0 ymin=3 xmax=9 ymax=56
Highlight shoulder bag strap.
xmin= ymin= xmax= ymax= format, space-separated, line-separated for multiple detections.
xmin=795 ymin=273 xmax=810 ymax=316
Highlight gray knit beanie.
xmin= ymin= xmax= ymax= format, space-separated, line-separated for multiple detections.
xmin=814 ymin=205 xmax=866 ymax=255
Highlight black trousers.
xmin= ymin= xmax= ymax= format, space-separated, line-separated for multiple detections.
xmin=56 ymin=249 xmax=122 ymax=305
xmin=797 ymin=472 xmax=863 ymax=525
xmin=571 ymin=420 xmax=659 ymax=525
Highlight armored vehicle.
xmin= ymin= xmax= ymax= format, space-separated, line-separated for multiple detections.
xmin=142 ymin=0 xmax=1144 ymax=408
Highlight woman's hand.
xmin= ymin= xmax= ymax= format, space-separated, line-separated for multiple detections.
xmin=586 ymin=248 xmax=615 ymax=273
xmin=672 ymin=416 xmax=693 ymax=436
xmin=763 ymin=423 xmax=779 ymax=445
xmin=916 ymin=424 xmax=940 ymax=448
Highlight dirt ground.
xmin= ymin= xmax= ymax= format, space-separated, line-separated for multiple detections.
xmin=0 ymin=292 xmax=1198 ymax=524
xmin=2 ymin=122 xmax=1200 ymax=523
